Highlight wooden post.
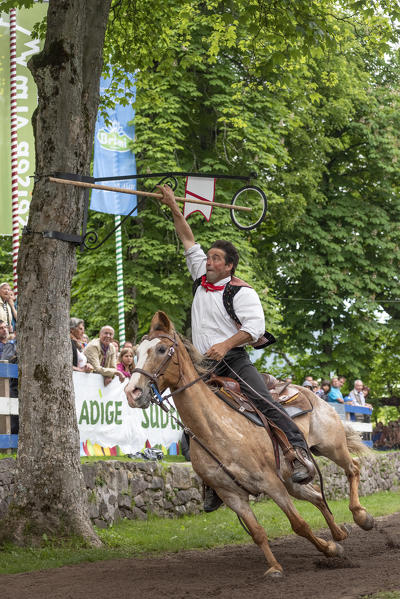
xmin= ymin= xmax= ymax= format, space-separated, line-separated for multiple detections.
xmin=0 ymin=360 xmax=11 ymax=454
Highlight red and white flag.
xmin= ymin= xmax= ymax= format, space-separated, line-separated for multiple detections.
xmin=184 ymin=177 xmax=215 ymax=221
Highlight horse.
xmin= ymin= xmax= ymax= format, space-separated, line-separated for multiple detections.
xmin=125 ymin=311 xmax=374 ymax=577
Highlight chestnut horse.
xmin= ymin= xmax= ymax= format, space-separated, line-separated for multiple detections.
xmin=125 ymin=311 xmax=374 ymax=576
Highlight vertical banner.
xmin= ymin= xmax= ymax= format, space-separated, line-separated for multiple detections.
xmin=91 ymin=74 xmax=137 ymax=216
xmin=92 ymin=74 xmax=136 ymax=343
xmin=184 ymin=176 xmax=215 ymax=221
xmin=0 ymin=3 xmax=48 ymax=236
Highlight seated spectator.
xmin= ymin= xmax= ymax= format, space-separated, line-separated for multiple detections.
xmin=70 ymin=317 xmax=93 ymax=374
xmin=327 ymin=376 xmax=344 ymax=403
xmin=84 ymin=325 xmax=125 ymax=386
xmin=316 ymin=380 xmax=330 ymax=401
xmin=117 ymin=347 xmax=135 ymax=379
xmin=0 ymin=282 xmax=17 ymax=333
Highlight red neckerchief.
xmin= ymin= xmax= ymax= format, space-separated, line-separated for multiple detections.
xmin=200 ymin=275 xmax=226 ymax=293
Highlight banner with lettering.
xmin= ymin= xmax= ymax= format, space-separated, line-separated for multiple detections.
xmin=73 ymin=372 xmax=183 ymax=456
xmin=0 ymin=3 xmax=48 ymax=235
xmin=91 ymin=73 xmax=137 ymax=216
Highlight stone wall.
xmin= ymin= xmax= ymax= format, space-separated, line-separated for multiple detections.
xmin=0 ymin=452 xmax=399 ymax=526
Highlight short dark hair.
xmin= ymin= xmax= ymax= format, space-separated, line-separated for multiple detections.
xmin=209 ymin=240 xmax=239 ymax=274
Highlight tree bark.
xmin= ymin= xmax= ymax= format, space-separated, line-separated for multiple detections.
xmin=0 ymin=0 xmax=111 ymax=546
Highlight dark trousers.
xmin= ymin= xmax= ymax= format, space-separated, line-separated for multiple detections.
xmin=214 ymin=348 xmax=307 ymax=450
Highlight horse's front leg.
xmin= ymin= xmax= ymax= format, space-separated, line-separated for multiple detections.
xmin=217 ymin=490 xmax=284 ymax=578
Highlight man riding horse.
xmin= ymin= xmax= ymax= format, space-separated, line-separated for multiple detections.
xmin=158 ymin=185 xmax=315 ymax=511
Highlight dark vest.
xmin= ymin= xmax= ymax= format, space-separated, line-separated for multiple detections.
xmin=192 ymin=275 xmax=276 ymax=349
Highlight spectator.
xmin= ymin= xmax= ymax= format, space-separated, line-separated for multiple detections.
xmin=0 ymin=320 xmax=9 ymax=359
xmin=302 ymin=380 xmax=313 ymax=390
xmin=316 ymin=380 xmax=330 ymax=401
xmin=0 ymin=282 xmax=17 ymax=333
xmin=338 ymin=375 xmax=346 ymax=387
xmin=82 ymin=333 xmax=89 ymax=347
xmin=112 ymin=339 xmax=120 ymax=354
xmin=327 ymin=376 xmax=344 ymax=403
xmin=121 ymin=340 xmax=134 ymax=350
xmin=348 ymin=379 xmax=365 ymax=406
xmin=363 ymin=385 xmax=370 ymax=401
xmin=84 ymin=325 xmax=125 ymax=386
xmin=311 ymin=381 xmax=320 ymax=394
xmin=70 ymin=318 xmax=93 ymax=373
xmin=302 ymin=375 xmax=313 ymax=386
xmin=117 ymin=347 xmax=135 ymax=379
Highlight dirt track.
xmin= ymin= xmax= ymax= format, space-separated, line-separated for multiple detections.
xmin=2 ymin=512 xmax=400 ymax=599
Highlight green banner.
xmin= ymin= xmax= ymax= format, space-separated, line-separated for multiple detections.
xmin=0 ymin=2 xmax=47 ymax=236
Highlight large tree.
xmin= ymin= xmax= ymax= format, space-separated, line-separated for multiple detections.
xmin=0 ymin=0 xmax=111 ymax=545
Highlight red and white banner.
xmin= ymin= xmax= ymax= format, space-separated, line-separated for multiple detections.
xmin=184 ymin=176 xmax=215 ymax=221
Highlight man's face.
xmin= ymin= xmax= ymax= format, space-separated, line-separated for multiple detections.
xmin=100 ymin=327 xmax=114 ymax=346
xmin=354 ymin=381 xmax=363 ymax=392
xmin=206 ymin=248 xmax=233 ymax=283
xmin=0 ymin=284 xmax=11 ymax=301
xmin=0 ymin=322 xmax=8 ymax=341
xmin=331 ymin=378 xmax=340 ymax=388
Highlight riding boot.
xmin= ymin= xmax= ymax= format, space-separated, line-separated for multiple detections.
xmin=290 ymin=447 xmax=316 ymax=485
xmin=203 ymin=485 xmax=223 ymax=512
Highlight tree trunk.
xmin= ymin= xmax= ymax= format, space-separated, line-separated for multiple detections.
xmin=0 ymin=0 xmax=111 ymax=546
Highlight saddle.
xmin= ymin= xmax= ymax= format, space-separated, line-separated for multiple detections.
xmin=207 ymin=373 xmax=312 ymax=424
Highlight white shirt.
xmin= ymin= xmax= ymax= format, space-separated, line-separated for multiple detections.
xmin=349 ymin=389 xmax=365 ymax=406
xmin=185 ymin=244 xmax=265 ymax=354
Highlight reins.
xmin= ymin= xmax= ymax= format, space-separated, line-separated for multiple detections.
xmin=131 ymin=333 xmax=257 ymax=498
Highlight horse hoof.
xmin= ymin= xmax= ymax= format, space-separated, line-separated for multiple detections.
xmin=326 ymin=541 xmax=345 ymax=558
xmin=360 ymin=512 xmax=374 ymax=531
xmin=265 ymin=567 xmax=283 ymax=578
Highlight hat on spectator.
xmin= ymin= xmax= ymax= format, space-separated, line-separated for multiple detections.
xmin=303 ymin=381 xmax=313 ymax=388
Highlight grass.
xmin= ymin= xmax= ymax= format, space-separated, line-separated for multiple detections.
xmin=0 ymin=489 xmax=399 ymax=575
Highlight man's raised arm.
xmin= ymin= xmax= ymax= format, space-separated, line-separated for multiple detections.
xmin=157 ymin=184 xmax=195 ymax=250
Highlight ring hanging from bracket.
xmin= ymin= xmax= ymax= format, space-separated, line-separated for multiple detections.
xmin=230 ymin=185 xmax=267 ymax=231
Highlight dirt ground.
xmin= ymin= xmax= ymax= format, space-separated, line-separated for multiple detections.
xmin=2 ymin=512 xmax=400 ymax=599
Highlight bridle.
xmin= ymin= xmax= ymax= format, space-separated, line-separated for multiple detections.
xmin=131 ymin=331 xmax=183 ymax=387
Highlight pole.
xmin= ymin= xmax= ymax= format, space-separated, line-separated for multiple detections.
xmin=114 ymin=215 xmax=125 ymax=344
xmin=10 ymin=8 xmax=19 ymax=296
xmin=48 ymin=177 xmax=252 ymax=212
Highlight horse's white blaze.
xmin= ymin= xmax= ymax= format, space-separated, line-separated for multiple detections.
xmin=127 ymin=337 xmax=160 ymax=391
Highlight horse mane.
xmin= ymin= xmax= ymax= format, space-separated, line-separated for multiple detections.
xmin=177 ymin=333 xmax=211 ymax=376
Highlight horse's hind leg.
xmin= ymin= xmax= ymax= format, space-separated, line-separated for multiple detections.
xmin=218 ymin=492 xmax=284 ymax=577
xmin=285 ymin=481 xmax=348 ymax=542
xmin=316 ymin=434 xmax=374 ymax=531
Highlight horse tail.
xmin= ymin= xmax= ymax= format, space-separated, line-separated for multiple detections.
xmin=344 ymin=423 xmax=372 ymax=456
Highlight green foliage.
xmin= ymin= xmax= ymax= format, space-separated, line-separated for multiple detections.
xmin=0 ymin=236 xmax=13 ymax=284
xmin=60 ymin=0 xmax=400 ymax=404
